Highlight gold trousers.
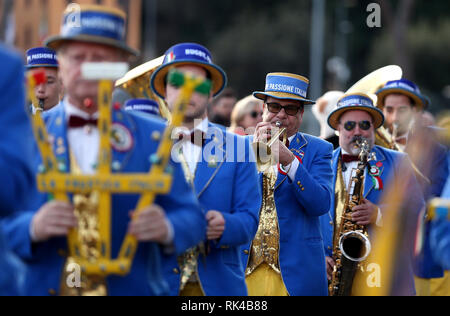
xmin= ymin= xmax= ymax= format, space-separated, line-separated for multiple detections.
xmin=415 ymin=272 xmax=450 ymax=296
xmin=180 ymin=282 xmax=205 ymax=297
xmin=246 ymin=264 xmax=289 ymax=296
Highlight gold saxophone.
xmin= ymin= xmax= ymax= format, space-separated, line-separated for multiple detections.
xmin=329 ymin=137 xmax=373 ymax=296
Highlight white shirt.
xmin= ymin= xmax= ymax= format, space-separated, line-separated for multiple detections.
xmin=276 ymin=135 xmax=300 ymax=181
xmin=65 ymin=100 xmax=100 ymax=174
xmin=341 ymin=149 xmax=383 ymax=227
xmin=175 ymin=118 xmax=209 ymax=175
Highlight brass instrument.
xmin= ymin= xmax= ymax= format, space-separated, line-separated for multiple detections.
xmin=329 ymin=137 xmax=373 ymax=296
xmin=375 ymin=125 xmax=400 ymax=150
xmin=115 ymin=56 xmax=172 ymax=121
xmin=252 ymin=122 xmax=287 ymax=173
xmin=346 ymin=66 xmax=431 ymax=184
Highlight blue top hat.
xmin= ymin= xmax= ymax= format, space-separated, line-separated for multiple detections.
xmin=124 ymin=99 xmax=160 ymax=117
xmin=328 ymin=93 xmax=385 ymax=130
xmin=44 ymin=4 xmax=138 ymax=57
xmin=253 ymin=73 xmax=315 ymax=105
xmin=150 ymin=43 xmax=227 ymax=99
xmin=26 ymin=47 xmax=58 ymax=70
xmin=376 ymin=79 xmax=424 ymax=109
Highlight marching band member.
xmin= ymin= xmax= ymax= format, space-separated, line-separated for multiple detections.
xmin=0 ymin=44 xmax=36 ymax=296
xmin=151 ymin=42 xmax=261 ymax=296
xmin=376 ymin=80 xmax=449 ymax=296
xmin=26 ymin=47 xmax=62 ymax=113
xmin=320 ymin=93 xmax=425 ymax=296
xmin=242 ymin=72 xmax=334 ymax=296
xmin=2 ymin=5 xmax=205 ymax=296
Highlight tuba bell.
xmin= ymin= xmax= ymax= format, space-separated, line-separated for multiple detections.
xmin=115 ymin=56 xmax=172 ymax=121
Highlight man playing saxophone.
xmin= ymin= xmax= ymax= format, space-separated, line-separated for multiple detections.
xmin=320 ymin=93 xmax=425 ymax=296
xmin=242 ymin=72 xmax=334 ymax=296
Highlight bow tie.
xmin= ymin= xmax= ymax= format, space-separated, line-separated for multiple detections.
xmin=395 ymin=137 xmax=407 ymax=146
xmin=342 ymin=154 xmax=360 ymax=163
xmin=179 ymin=130 xmax=206 ymax=146
xmin=68 ymin=115 xmax=98 ymax=129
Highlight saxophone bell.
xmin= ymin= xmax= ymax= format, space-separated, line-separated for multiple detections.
xmin=339 ymin=231 xmax=372 ymax=262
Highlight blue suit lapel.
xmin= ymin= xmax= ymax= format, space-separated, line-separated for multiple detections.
xmin=195 ymin=124 xmax=225 ymax=198
xmin=330 ymin=148 xmax=341 ymax=219
xmin=364 ymin=146 xmax=386 ymax=198
xmin=45 ymin=104 xmax=70 ymax=173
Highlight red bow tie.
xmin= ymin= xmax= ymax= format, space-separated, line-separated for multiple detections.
xmin=179 ymin=130 xmax=206 ymax=146
xmin=68 ymin=116 xmax=98 ymax=128
xmin=342 ymin=154 xmax=360 ymax=163
xmin=395 ymin=137 xmax=407 ymax=146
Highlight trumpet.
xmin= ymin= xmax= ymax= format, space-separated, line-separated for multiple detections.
xmin=252 ymin=121 xmax=287 ymax=173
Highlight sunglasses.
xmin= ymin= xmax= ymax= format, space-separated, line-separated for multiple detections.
xmin=250 ymin=111 xmax=263 ymax=119
xmin=266 ymin=102 xmax=303 ymax=116
xmin=343 ymin=121 xmax=372 ymax=131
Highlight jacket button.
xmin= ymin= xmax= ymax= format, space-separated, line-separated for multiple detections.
xmin=57 ymin=249 xmax=67 ymax=257
xmin=48 ymin=289 xmax=57 ymax=296
xmin=244 ymin=250 xmax=249 ymax=255
xmin=173 ymin=268 xmax=180 ymax=275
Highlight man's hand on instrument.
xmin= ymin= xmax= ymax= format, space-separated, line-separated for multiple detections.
xmin=32 ymin=201 xmax=77 ymax=242
xmin=254 ymin=122 xmax=273 ymax=144
xmin=128 ymin=205 xmax=171 ymax=244
xmin=206 ymin=210 xmax=225 ymax=241
xmin=325 ymin=256 xmax=336 ymax=281
xmin=352 ymin=199 xmax=378 ymax=226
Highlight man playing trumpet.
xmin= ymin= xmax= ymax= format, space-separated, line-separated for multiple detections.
xmin=242 ymin=72 xmax=334 ymax=296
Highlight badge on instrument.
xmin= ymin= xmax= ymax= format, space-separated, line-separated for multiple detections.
xmin=111 ymin=123 xmax=133 ymax=152
xmin=369 ymin=166 xmax=383 ymax=190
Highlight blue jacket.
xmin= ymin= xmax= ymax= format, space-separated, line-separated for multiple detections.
xmin=162 ymin=123 xmax=261 ymax=296
xmin=241 ymin=133 xmax=334 ymax=296
xmin=320 ymin=146 xmax=425 ymax=295
xmin=411 ymin=135 xmax=448 ymax=279
xmin=2 ymin=103 xmax=206 ymax=296
xmin=0 ymin=46 xmax=35 ymax=296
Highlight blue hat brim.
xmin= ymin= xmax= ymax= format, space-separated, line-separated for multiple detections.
xmin=253 ymin=91 xmax=315 ymax=105
xmin=26 ymin=65 xmax=58 ymax=70
xmin=376 ymin=87 xmax=424 ymax=110
xmin=328 ymin=105 xmax=385 ymax=130
xmin=150 ymin=60 xmax=227 ymax=99
xmin=44 ymin=34 xmax=139 ymax=57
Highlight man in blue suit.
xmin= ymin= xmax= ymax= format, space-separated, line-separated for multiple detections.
xmin=0 ymin=44 xmax=36 ymax=295
xmin=376 ymin=80 xmax=449 ymax=295
xmin=240 ymin=73 xmax=333 ymax=296
xmin=151 ymin=43 xmax=261 ymax=296
xmin=320 ymin=93 xmax=425 ymax=296
xmin=2 ymin=5 xmax=205 ymax=296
